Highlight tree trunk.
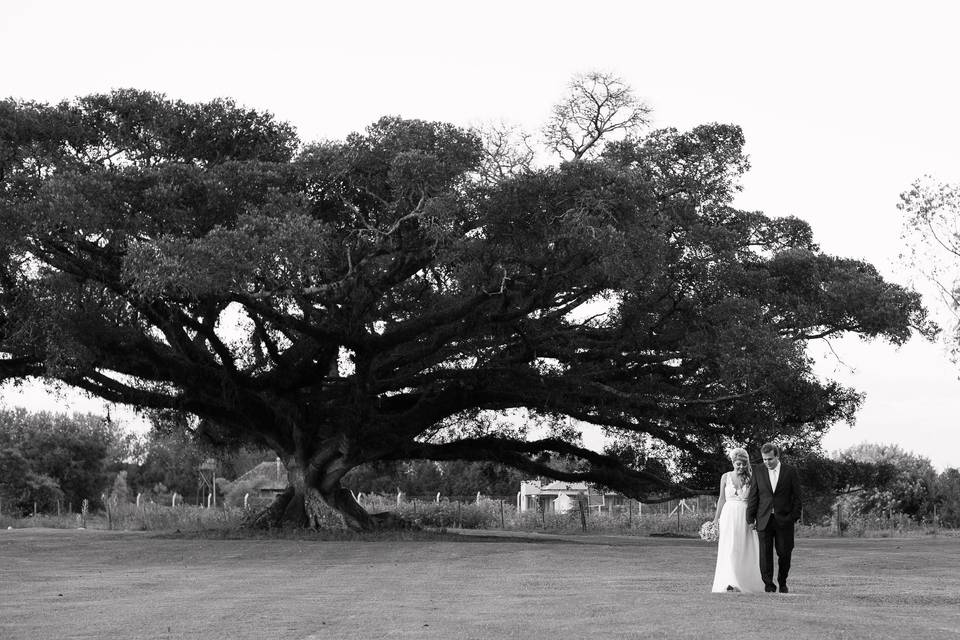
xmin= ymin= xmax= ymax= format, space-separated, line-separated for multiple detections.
xmin=245 ymin=454 xmax=414 ymax=532
xmin=315 ymin=484 xmax=377 ymax=531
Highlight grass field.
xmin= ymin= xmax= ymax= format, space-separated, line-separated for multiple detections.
xmin=1 ymin=528 xmax=958 ymax=639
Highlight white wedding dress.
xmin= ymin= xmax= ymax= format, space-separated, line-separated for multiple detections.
xmin=711 ymin=472 xmax=765 ymax=593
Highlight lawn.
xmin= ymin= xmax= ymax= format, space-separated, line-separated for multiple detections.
xmin=1 ymin=528 xmax=958 ymax=639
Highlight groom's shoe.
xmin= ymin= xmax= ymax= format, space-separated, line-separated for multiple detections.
xmin=764 ymin=585 xmax=777 ymax=593
xmin=779 ymin=584 xmax=789 ymax=594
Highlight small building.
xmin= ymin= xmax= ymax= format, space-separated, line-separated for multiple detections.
xmin=235 ymin=457 xmax=288 ymax=500
xmin=517 ymin=479 xmax=631 ymax=514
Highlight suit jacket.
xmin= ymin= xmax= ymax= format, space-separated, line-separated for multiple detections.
xmin=746 ymin=462 xmax=802 ymax=530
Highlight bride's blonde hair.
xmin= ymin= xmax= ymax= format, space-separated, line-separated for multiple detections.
xmin=729 ymin=448 xmax=751 ymax=479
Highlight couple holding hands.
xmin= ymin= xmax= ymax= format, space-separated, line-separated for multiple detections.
xmin=710 ymin=443 xmax=803 ymax=594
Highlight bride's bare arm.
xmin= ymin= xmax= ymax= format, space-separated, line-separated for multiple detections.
xmin=713 ymin=473 xmax=726 ymax=524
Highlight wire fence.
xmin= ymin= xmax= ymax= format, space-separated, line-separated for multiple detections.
xmin=354 ymin=492 xmax=718 ymax=534
xmin=4 ymin=491 xmax=956 ymax=538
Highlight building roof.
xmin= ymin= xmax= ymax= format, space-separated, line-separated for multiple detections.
xmin=540 ymin=480 xmax=589 ymax=492
xmin=521 ymin=479 xmax=623 ymax=497
xmin=236 ymin=459 xmax=287 ymax=489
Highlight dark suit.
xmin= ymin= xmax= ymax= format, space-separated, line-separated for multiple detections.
xmin=746 ymin=462 xmax=802 ymax=591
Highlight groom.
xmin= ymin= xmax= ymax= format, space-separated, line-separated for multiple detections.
xmin=746 ymin=443 xmax=803 ymax=593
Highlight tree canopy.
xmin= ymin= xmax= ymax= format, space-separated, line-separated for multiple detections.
xmin=836 ymin=443 xmax=938 ymax=521
xmin=0 ymin=83 xmax=932 ymax=529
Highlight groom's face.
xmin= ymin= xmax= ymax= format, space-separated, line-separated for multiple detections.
xmin=762 ymin=452 xmax=779 ymax=469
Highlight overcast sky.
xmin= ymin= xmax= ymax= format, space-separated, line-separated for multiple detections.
xmin=2 ymin=0 xmax=959 ymax=469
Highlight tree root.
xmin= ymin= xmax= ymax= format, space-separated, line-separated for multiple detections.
xmin=242 ymin=485 xmax=422 ymax=532
xmin=242 ymin=486 xmax=296 ymax=529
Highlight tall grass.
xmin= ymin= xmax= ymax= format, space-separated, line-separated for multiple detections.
xmin=357 ymin=494 xmax=709 ymax=534
xmin=4 ymin=496 xmax=955 ymax=538
xmin=0 ymin=503 xmax=247 ymax=532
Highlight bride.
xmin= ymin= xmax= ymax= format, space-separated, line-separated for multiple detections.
xmin=710 ymin=447 xmax=765 ymax=593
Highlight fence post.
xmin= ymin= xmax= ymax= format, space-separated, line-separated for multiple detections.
xmin=457 ymin=501 xmax=462 ymax=528
xmin=628 ymin=501 xmax=633 ymax=529
xmin=836 ymin=505 xmax=842 ymax=537
xmin=500 ymin=500 xmax=505 ymax=529
xmin=578 ymin=496 xmax=587 ymax=532
xmin=676 ymin=501 xmax=681 ymax=534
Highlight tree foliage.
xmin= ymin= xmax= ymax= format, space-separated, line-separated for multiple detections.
xmin=543 ymin=71 xmax=650 ymax=161
xmin=0 ymin=82 xmax=932 ymax=529
xmin=901 ymin=177 xmax=960 ymax=356
xmin=0 ymin=408 xmax=132 ymax=513
xmin=343 ymin=459 xmax=524 ymax=497
xmin=837 ymin=443 xmax=938 ymax=521
xmin=933 ymin=467 xmax=960 ymax=527
xmin=123 ymin=413 xmax=275 ymax=503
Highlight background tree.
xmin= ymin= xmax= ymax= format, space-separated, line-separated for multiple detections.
xmin=125 ymin=426 xmax=205 ymax=502
xmin=900 ymin=177 xmax=960 ymax=355
xmin=837 ymin=443 xmax=937 ymax=522
xmin=543 ymin=71 xmax=651 ymax=161
xmin=0 ymin=83 xmax=932 ymax=530
xmin=475 ymin=121 xmax=535 ymax=185
xmin=933 ymin=467 xmax=960 ymax=527
xmin=0 ymin=408 xmax=132 ymax=512
xmin=787 ymin=450 xmax=896 ymax=523
xmin=0 ymin=444 xmax=62 ymax=514
xmin=125 ymin=413 xmax=275 ymax=503
xmin=343 ymin=459 xmax=525 ymax=497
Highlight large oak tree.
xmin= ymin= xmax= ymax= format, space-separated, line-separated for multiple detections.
xmin=0 ymin=86 xmax=931 ymax=529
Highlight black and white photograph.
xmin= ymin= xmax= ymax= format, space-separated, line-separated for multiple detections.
xmin=1 ymin=2 xmax=959 ymax=638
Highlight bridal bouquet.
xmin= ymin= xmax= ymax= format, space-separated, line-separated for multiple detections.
xmin=699 ymin=520 xmax=718 ymax=542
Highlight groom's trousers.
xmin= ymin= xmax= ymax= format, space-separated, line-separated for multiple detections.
xmin=758 ymin=518 xmax=795 ymax=589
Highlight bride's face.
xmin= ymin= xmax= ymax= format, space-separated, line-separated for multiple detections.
xmin=732 ymin=459 xmax=749 ymax=474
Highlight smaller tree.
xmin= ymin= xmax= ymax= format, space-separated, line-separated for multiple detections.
xmin=932 ymin=468 xmax=960 ymax=527
xmin=0 ymin=409 xmax=131 ymax=510
xmin=838 ymin=443 xmax=936 ymax=521
xmin=0 ymin=445 xmax=63 ymax=514
xmin=900 ymin=177 xmax=960 ymax=354
xmin=788 ymin=451 xmax=896 ymax=523
xmin=342 ymin=459 xmax=525 ymax=498
xmin=602 ymin=435 xmax=675 ymax=490
xmin=127 ymin=413 xmax=275 ymax=503
xmin=475 ymin=121 xmax=535 ymax=184
xmin=543 ymin=70 xmax=650 ymax=161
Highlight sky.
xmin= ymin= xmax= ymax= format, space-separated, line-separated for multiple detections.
xmin=1 ymin=0 xmax=959 ymax=469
